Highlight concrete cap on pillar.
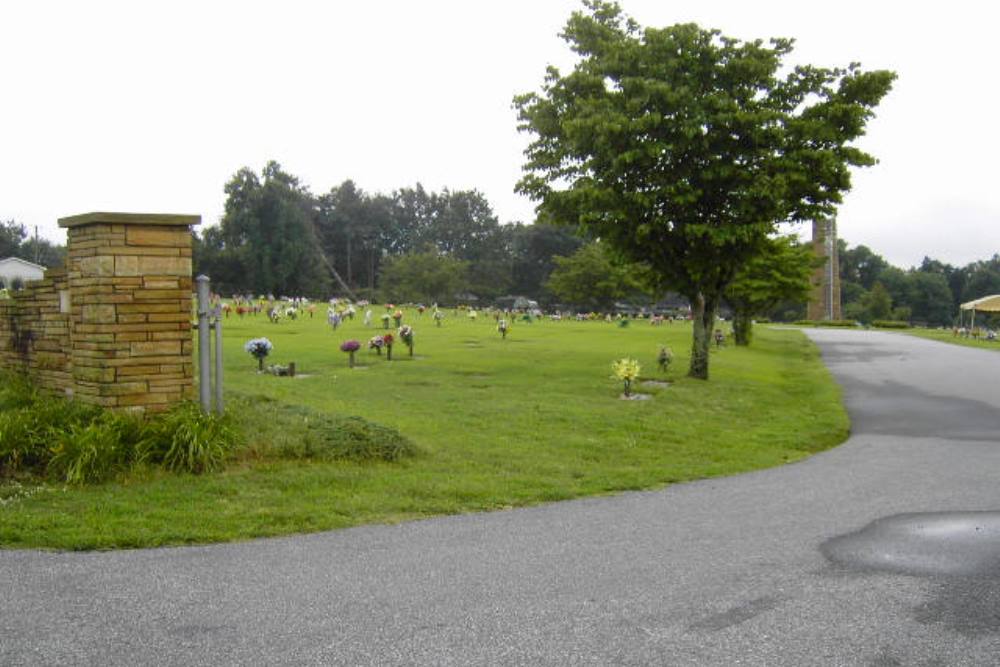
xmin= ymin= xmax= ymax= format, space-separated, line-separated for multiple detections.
xmin=58 ymin=212 xmax=201 ymax=228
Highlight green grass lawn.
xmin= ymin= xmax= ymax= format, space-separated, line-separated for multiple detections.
xmin=0 ymin=311 xmax=848 ymax=550
xmin=897 ymin=327 xmax=1000 ymax=351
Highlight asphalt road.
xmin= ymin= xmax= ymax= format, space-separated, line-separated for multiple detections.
xmin=4 ymin=328 xmax=1000 ymax=666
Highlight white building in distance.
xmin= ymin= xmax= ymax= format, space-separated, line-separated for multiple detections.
xmin=0 ymin=257 xmax=46 ymax=288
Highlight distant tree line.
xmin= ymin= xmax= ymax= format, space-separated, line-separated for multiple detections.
xmin=194 ymin=161 xmax=586 ymax=304
xmin=193 ymin=163 xmax=998 ymax=324
xmin=769 ymin=241 xmax=1000 ymax=326
xmin=0 ymin=220 xmax=66 ymax=270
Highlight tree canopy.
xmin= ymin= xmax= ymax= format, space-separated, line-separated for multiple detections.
xmin=515 ymin=0 xmax=895 ymax=378
xmin=545 ymin=241 xmax=645 ymax=311
xmin=725 ymin=235 xmax=815 ymax=345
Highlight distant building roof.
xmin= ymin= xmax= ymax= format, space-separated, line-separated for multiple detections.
xmin=0 ymin=257 xmax=46 ymax=272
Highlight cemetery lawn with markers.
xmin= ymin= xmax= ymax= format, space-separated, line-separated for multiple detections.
xmin=0 ymin=311 xmax=847 ymax=550
xmin=898 ymin=327 xmax=1000 ymax=351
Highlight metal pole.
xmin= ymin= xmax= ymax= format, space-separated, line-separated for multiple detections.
xmin=213 ymin=305 xmax=224 ymax=414
xmin=196 ymin=275 xmax=212 ymax=413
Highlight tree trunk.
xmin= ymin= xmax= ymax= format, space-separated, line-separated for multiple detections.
xmin=733 ymin=309 xmax=753 ymax=346
xmin=688 ymin=292 xmax=717 ymax=380
xmin=346 ymin=235 xmax=352 ymax=287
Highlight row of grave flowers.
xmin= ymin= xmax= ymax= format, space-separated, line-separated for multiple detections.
xmin=340 ymin=325 xmax=415 ymax=367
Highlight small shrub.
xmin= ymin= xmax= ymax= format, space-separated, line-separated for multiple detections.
xmin=793 ymin=319 xmax=859 ymax=328
xmin=233 ymin=396 xmax=417 ymax=463
xmin=0 ymin=391 xmax=102 ymax=477
xmin=143 ymin=403 xmax=240 ymax=474
xmin=871 ymin=320 xmax=910 ymax=329
xmin=48 ymin=412 xmax=147 ymax=484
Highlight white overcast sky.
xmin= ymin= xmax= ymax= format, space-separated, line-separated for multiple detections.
xmin=2 ymin=1 xmax=997 ymax=268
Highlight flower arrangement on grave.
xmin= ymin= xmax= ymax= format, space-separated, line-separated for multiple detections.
xmin=381 ymin=313 xmax=391 ymax=329
xmin=340 ymin=339 xmax=360 ymax=367
xmin=433 ymin=309 xmax=444 ymax=327
xmin=285 ymin=307 xmax=298 ymax=320
xmin=368 ymin=335 xmax=385 ymax=355
xmin=612 ymin=357 xmax=641 ymax=397
xmin=417 ymin=305 xmax=426 ymax=315
xmin=657 ymin=345 xmax=673 ymax=373
xmin=398 ymin=325 xmax=414 ymax=356
xmin=468 ymin=309 xmax=478 ymax=321
xmin=267 ymin=307 xmax=281 ymax=323
xmin=346 ymin=305 xmax=356 ymax=320
xmin=393 ymin=310 xmax=403 ymax=327
xmin=618 ymin=318 xmax=630 ymax=328
xmin=497 ymin=319 xmax=509 ymax=339
xmin=245 ymin=337 xmax=273 ymax=371
xmin=383 ymin=333 xmax=395 ymax=360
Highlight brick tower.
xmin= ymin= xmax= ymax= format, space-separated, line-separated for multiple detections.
xmin=806 ymin=218 xmax=842 ymax=321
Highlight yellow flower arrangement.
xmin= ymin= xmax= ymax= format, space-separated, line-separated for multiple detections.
xmin=612 ymin=357 xmax=641 ymax=396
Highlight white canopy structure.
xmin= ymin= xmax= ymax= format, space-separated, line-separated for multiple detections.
xmin=960 ymin=295 xmax=1000 ymax=313
xmin=959 ymin=294 xmax=1000 ymax=330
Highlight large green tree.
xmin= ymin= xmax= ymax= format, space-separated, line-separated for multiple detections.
xmin=215 ymin=162 xmax=331 ymax=297
xmin=545 ymin=241 xmax=644 ymax=310
xmin=378 ymin=248 xmax=468 ymax=305
xmin=724 ymin=235 xmax=815 ymax=345
xmin=515 ymin=1 xmax=894 ymax=378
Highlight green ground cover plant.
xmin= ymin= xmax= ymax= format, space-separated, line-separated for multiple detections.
xmin=0 ymin=310 xmax=847 ymax=550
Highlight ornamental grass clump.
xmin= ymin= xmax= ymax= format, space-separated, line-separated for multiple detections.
xmin=657 ymin=345 xmax=673 ymax=374
xmin=612 ymin=357 xmax=642 ymax=397
xmin=244 ymin=337 xmax=273 ymax=371
xmin=398 ymin=325 xmax=414 ymax=356
xmin=340 ymin=339 xmax=361 ymax=367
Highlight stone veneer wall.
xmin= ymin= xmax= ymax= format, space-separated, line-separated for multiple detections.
xmin=0 ymin=212 xmax=200 ymax=412
xmin=0 ymin=269 xmax=72 ymax=393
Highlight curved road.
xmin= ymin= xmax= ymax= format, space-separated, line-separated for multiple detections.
xmin=4 ymin=329 xmax=1000 ymax=665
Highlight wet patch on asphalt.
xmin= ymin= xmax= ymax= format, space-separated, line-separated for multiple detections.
xmin=823 ymin=512 xmax=1000 ymax=637
xmin=822 ymin=512 xmax=1000 ymax=577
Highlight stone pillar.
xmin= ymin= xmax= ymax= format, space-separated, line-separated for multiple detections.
xmin=59 ymin=212 xmax=200 ymax=411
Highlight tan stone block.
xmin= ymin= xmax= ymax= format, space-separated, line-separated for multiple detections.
xmin=78 ymin=255 xmax=115 ymax=277
xmin=126 ymin=227 xmax=190 ymax=247
xmin=98 ymin=381 xmax=149 ymax=397
xmin=142 ymin=278 xmax=180 ymax=290
xmin=117 ymin=303 xmax=182 ymax=314
xmin=132 ymin=289 xmax=188 ymax=301
xmin=81 ymin=304 xmax=116 ymax=323
xmin=115 ymin=256 xmax=139 ymax=276
xmin=137 ymin=256 xmax=191 ymax=276
xmin=130 ymin=340 xmax=182 ymax=356
xmin=104 ymin=246 xmax=181 ymax=257
xmin=150 ymin=330 xmax=190 ymax=341
xmin=148 ymin=312 xmax=191 ymax=323
xmin=115 ymin=332 xmax=150 ymax=343
xmin=118 ymin=314 xmax=147 ymax=324
xmin=116 ymin=365 xmax=161 ymax=376
xmin=74 ymin=366 xmax=117 ymax=383
xmin=117 ymin=392 xmax=172 ymax=407
xmin=77 ymin=323 xmax=179 ymax=334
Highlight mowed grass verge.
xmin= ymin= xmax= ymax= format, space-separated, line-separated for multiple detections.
xmin=0 ymin=313 xmax=848 ymax=550
xmin=897 ymin=326 xmax=1000 ymax=351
